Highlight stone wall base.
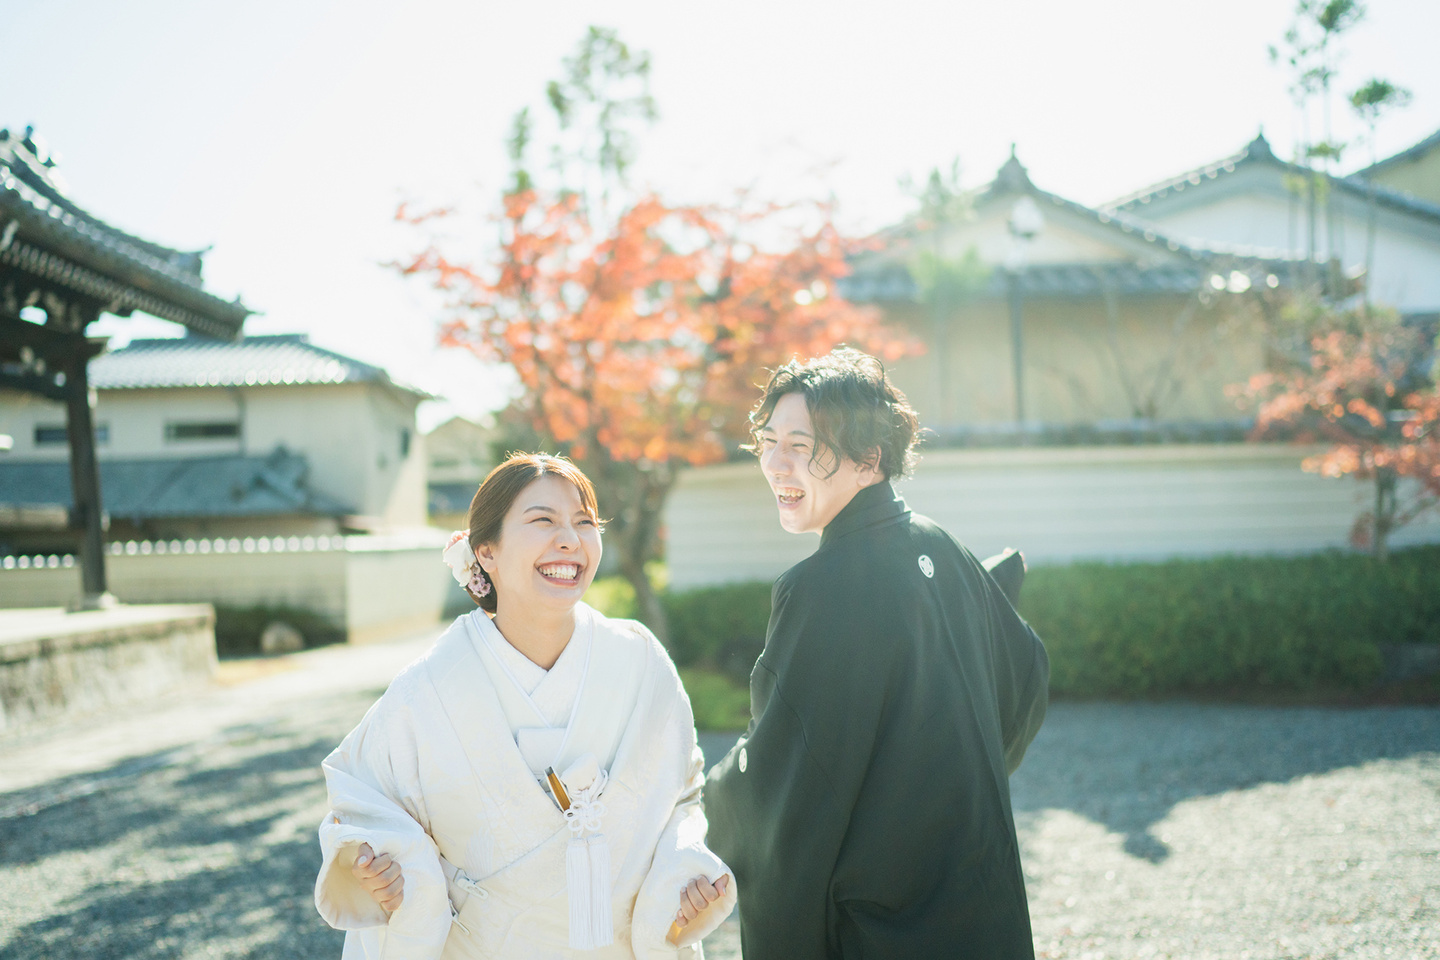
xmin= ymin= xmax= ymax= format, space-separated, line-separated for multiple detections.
xmin=0 ymin=604 xmax=215 ymax=735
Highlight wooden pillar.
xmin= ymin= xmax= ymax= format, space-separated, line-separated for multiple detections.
xmin=62 ymin=343 xmax=114 ymax=608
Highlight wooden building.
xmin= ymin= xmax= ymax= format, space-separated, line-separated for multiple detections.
xmin=0 ymin=127 xmax=249 ymax=607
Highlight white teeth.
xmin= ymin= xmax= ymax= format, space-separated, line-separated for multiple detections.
xmin=539 ymin=564 xmax=579 ymax=580
xmin=777 ymin=488 xmax=804 ymax=504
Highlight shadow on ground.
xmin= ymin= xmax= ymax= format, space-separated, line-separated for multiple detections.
xmin=0 ymin=713 xmax=364 ymax=958
xmin=1007 ymin=701 xmax=1440 ymax=863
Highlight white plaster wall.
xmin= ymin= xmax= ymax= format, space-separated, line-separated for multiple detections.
xmin=663 ymin=445 xmax=1440 ymax=588
xmin=0 ymin=536 xmax=447 ymax=642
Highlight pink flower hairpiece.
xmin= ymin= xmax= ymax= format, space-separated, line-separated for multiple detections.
xmin=442 ymin=530 xmax=492 ymax=598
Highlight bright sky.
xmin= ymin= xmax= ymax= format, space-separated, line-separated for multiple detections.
xmin=5 ymin=0 xmax=1438 ymax=429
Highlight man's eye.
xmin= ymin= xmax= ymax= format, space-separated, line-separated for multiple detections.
xmin=759 ymin=437 xmax=776 ymax=446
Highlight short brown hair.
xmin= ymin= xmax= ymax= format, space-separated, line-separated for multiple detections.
xmin=747 ymin=348 xmax=921 ymax=480
xmin=464 ymin=453 xmax=601 ymax=612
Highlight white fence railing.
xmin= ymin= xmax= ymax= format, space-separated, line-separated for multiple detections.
xmin=0 ymin=531 xmax=450 ymax=643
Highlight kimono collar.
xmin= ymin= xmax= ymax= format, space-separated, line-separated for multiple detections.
xmin=819 ymin=480 xmax=909 ymax=550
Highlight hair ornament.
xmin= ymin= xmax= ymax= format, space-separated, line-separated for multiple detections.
xmin=442 ymin=530 xmax=492 ymax=598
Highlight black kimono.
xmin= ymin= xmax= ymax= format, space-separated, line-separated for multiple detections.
xmin=704 ymin=481 xmax=1049 ymax=959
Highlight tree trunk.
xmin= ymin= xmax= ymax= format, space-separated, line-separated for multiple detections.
xmin=1374 ymin=467 xmax=1397 ymax=563
xmin=588 ymin=454 xmax=675 ymax=645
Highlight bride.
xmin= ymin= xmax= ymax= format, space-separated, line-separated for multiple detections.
xmin=314 ymin=453 xmax=735 ymax=959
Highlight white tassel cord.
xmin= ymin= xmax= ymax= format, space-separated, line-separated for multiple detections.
xmin=587 ymin=834 xmax=613 ymax=947
xmin=563 ymin=770 xmax=614 ymax=950
xmin=567 ymin=838 xmax=597 ymax=950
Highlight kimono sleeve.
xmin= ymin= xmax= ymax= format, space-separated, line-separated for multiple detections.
xmin=630 ymin=629 xmax=737 ymax=958
xmin=314 ymin=690 xmax=452 ymax=959
xmin=704 ymin=569 xmax=889 ymax=960
xmin=976 ymin=553 xmax=1049 ymax=775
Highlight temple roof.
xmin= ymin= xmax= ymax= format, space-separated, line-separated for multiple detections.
xmin=0 ymin=127 xmax=251 ymax=338
xmin=0 ymin=447 xmax=352 ymax=520
xmin=89 ymin=334 xmax=429 ymax=397
xmin=1104 ymin=132 xmax=1440 ymax=225
xmin=844 ymin=147 xmax=1308 ymax=303
xmin=1355 ymin=127 xmax=1440 ymax=176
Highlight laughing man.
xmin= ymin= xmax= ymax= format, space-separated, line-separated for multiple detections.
xmin=703 ymin=348 xmax=1050 ymax=959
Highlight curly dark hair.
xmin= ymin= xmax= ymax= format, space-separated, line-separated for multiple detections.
xmin=745 ymin=347 xmax=921 ymax=479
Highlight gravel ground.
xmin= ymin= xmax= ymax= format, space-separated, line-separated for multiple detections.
xmin=1 ymin=638 xmax=1435 ymax=960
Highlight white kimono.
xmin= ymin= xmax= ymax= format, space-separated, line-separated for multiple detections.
xmin=314 ymin=603 xmax=736 ymax=959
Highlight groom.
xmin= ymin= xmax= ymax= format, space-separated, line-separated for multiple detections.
xmin=704 ymin=349 xmax=1049 ymax=959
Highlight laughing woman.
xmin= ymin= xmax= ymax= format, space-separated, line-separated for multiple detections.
xmin=314 ymin=453 xmax=735 ymax=959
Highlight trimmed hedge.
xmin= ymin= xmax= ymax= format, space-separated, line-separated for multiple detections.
xmin=594 ymin=545 xmax=1440 ymax=700
xmin=213 ymin=604 xmax=345 ymax=657
xmin=1021 ymin=546 xmax=1440 ymax=697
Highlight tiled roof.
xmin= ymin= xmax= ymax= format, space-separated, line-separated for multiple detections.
xmin=1353 ymin=127 xmax=1440 ymax=177
xmin=844 ymin=150 xmax=1307 ymax=303
xmin=840 ymin=259 xmax=1298 ymax=303
xmin=428 ymin=482 xmax=477 ymax=516
xmin=0 ymin=127 xmax=251 ymax=338
xmin=1104 ymin=132 xmax=1440 ymax=225
xmin=0 ymin=447 xmax=352 ymax=519
xmin=89 ymin=334 xmax=429 ymax=396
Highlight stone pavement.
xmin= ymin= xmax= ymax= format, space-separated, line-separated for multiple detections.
xmin=1 ymin=629 xmax=1436 ymax=959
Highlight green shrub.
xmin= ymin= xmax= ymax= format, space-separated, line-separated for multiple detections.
xmin=663 ymin=581 xmax=772 ymax=680
xmin=213 ymin=604 xmax=345 ymax=657
xmin=583 ymin=576 xmax=639 ymax=621
xmin=638 ymin=546 xmax=1440 ymax=700
xmin=680 ymin=668 xmax=753 ymax=730
xmin=1018 ymin=545 xmax=1440 ymax=697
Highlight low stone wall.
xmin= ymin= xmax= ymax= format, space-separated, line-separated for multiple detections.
xmin=0 ymin=604 xmax=215 ymax=734
xmin=0 ymin=532 xmax=449 ymax=644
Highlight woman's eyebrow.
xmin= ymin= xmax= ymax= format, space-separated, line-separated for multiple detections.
xmin=522 ymin=504 xmax=558 ymax=515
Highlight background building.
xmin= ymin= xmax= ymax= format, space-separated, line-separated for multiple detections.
xmin=0 ymin=334 xmax=429 ymax=555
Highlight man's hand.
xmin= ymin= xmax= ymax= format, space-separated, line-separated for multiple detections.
xmin=669 ymin=873 xmax=730 ymax=940
xmin=351 ymin=842 xmax=404 ymax=912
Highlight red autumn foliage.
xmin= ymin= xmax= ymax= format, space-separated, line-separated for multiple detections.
xmin=401 ymin=190 xmax=911 ymax=470
xmin=397 ymin=188 xmax=919 ymax=636
xmin=1243 ymin=318 xmax=1440 ymax=556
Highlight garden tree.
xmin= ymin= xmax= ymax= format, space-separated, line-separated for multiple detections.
xmin=1350 ymin=78 xmax=1413 ymax=306
xmin=400 ymin=27 xmax=912 ymax=640
xmin=1241 ymin=299 xmax=1439 ymax=560
xmin=1270 ymin=0 xmax=1367 ymax=287
xmin=900 ymin=161 xmax=989 ymax=420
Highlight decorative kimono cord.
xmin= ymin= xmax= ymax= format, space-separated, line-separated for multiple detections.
xmin=563 ymin=769 xmax=614 ymax=950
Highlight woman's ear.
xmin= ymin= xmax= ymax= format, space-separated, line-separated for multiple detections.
xmin=475 ymin=542 xmax=497 ymax=574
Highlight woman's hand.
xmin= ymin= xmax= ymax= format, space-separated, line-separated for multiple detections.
xmin=670 ymin=873 xmax=730 ymax=937
xmin=351 ymin=842 xmax=405 ymax=912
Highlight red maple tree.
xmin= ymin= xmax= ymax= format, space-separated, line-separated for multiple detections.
xmin=1243 ymin=307 xmax=1440 ymax=559
xmin=398 ymin=189 xmax=915 ymax=636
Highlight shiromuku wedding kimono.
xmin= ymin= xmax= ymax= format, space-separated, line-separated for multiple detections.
xmin=314 ymin=601 xmax=736 ymax=959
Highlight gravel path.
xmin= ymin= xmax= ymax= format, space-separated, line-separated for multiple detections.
xmin=1 ymin=636 xmax=1435 ymax=959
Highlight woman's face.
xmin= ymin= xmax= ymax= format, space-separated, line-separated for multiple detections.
xmin=474 ymin=474 xmax=602 ymax=615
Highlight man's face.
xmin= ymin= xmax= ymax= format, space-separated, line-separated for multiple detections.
xmin=757 ymin=392 xmax=879 ymax=536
